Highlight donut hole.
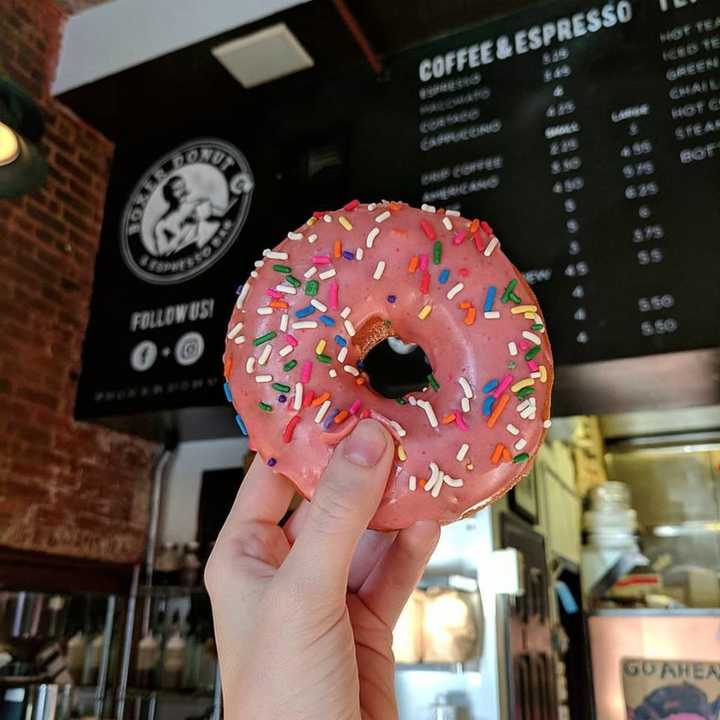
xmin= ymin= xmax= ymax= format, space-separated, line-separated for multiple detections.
xmin=362 ymin=337 xmax=433 ymax=399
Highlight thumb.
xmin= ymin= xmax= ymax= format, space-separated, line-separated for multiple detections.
xmin=282 ymin=419 xmax=393 ymax=596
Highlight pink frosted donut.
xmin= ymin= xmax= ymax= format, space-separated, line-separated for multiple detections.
xmin=223 ymin=200 xmax=553 ymax=530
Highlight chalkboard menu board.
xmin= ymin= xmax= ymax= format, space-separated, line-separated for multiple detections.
xmin=76 ymin=0 xmax=720 ymax=419
xmin=378 ymin=0 xmax=720 ymax=365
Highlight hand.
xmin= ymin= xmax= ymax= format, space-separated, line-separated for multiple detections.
xmin=206 ymin=419 xmax=440 ymax=720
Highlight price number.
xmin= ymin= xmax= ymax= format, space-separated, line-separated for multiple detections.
xmin=565 ymin=261 xmax=589 ymax=277
xmin=633 ymin=225 xmax=664 ymax=243
xmin=553 ymin=176 xmax=584 ymax=194
xmin=544 ymin=64 xmax=572 ymax=82
xmin=625 ymin=182 xmax=659 ymax=200
xmin=551 ymin=156 xmax=582 ymax=174
xmin=546 ymin=100 xmax=576 ymax=118
xmin=549 ymin=137 xmax=580 ymax=155
xmin=620 ymin=140 xmax=653 ymax=157
xmin=637 ymin=248 xmax=663 ymax=265
xmin=641 ymin=318 xmax=678 ymax=336
xmin=638 ymin=294 xmax=675 ymax=312
xmin=542 ymin=48 xmax=570 ymax=64
xmin=623 ymin=161 xmax=655 ymax=178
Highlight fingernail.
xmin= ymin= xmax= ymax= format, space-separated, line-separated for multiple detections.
xmin=343 ymin=420 xmax=387 ymax=467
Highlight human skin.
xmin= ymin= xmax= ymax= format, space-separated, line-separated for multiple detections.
xmin=206 ymin=419 xmax=441 ymax=720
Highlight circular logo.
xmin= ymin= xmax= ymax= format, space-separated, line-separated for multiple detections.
xmin=121 ymin=138 xmax=254 ymax=285
xmin=130 ymin=340 xmax=158 ymax=372
xmin=175 ymin=331 xmax=205 ymax=366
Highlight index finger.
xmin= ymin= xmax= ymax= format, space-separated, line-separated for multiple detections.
xmin=220 ymin=454 xmax=295 ymax=533
xmin=284 ymin=502 xmax=397 ymax=591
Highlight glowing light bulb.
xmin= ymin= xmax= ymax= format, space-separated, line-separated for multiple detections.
xmin=0 ymin=122 xmax=20 ymax=167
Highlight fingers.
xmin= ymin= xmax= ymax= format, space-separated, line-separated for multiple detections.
xmin=281 ymin=419 xmax=393 ymax=596
xmin=358 ymin=521 xmax=440 ymax=628
xmin=283 ymin=498 xmax=310 ymax=544
xmin=221 ymin=454 xmax=295 ymax=532
xmin=348 ymin=529 xmax=397 ymax=593
xmin=286 ymin=504 xmax=396 ymax=591
xmin=207 ymin=456 xmax=295 ymax=590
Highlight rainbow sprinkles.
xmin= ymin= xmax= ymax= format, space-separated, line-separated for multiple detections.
xmin=222 ymin=200 xmax=553 ymax=530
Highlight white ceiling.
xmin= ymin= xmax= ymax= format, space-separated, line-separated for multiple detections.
xmin=53 ymin=0 xmax=309 ymax=95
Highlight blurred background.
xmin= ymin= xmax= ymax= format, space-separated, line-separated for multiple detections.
xmin=1 ymin=0 xmax=719 ymax=718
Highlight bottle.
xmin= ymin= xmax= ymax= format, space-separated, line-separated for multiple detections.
xmin=181 ymin=620 xmax=197 ymax=690
xmin=161 ymin=612 xmax=186 ymax=690
xmin=194 ymin=623 xmax=217 ymax=692
xmin=83 ymin=627 xmax=104 ymax=686
xmin=155 ymin=542 xmax=181 ymax=586
xmin=181 ymin=542 xmax=202 ymax=588
xmin=134 ymin=631 xmax=159 ymax=689
xmin=430 ymin=694 xmax=462 ymax=719
xmin=581 ymin=482 xmax=640 ymax=598
xmin=66 ymin=629 xmax=86 ymax=684
xmin=46 ymin=595 xmax=66 ymax=638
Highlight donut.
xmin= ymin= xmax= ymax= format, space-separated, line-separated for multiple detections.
xmin=223 ymin=200 xmax=553 ymax=530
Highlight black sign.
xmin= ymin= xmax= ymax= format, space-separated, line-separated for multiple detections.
xmin=76 ymin=138 xmax=256 ymax=418
xmin=76 ymin=0 xmax=720 ymax=419
xmin=379 ymin=0 xmax=720 ymax=366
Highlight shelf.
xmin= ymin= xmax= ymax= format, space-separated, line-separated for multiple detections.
xmin=137 ymin=585 xmax=207 ymax=598
xmin=396 ymin=660 xmax=481 ymax=673
xmin=417 ymin=574 xmax=478 ymax=591
xmin=591 ymin=607 xmax=720 ymax=617
xmin=125 ymin=687 xmax=214 ymax=700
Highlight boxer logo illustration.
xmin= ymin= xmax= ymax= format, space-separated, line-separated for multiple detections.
xmin=121 ymin=138 xmax=254 ymax=284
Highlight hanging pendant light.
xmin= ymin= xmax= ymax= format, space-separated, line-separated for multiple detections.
xmin=0 ymin=77 xmax=47 ymax=199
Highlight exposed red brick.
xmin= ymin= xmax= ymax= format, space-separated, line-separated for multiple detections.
xmin=0 ymin=0 xmax=158 ymax=564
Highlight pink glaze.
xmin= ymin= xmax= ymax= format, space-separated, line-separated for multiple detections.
xmin=319 ymin=415 xmax=360 ymax=444
xmin=224 ymin=201 xmax=554 ymax=530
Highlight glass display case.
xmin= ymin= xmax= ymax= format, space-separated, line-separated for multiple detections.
xmin=0 ymin=581 xmax=219 ymax=719
xmin=0 ymin=590 xmax=120 ymax=719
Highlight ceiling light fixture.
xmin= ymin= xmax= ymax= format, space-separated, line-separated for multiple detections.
xmin=0 ymin=122 xmax=20 ymax=167
xmin=0 ymin=77 xmax=47 ymax=199
xmin=211 ymin=23 xmax=313 ymax=89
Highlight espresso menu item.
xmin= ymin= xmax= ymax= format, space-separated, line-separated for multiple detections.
xmin=390 ymin=0 xmax=720 ymax=364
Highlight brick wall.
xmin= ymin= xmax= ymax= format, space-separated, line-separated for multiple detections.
xmin=55 ymin=0 xmax=111 ymax=15
xmin=0 ymin=0 xmax=158 ymax=563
